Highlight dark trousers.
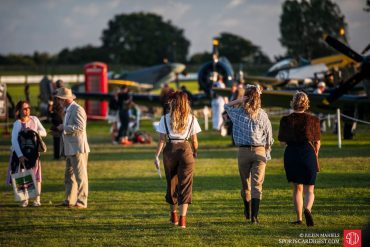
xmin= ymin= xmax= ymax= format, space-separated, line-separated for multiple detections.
xmin=53 ymin=136 xmax=61 ymax=159
xmin=117 ymin=110 xmax=129 ymax=141
xmin=163 ymin=142 xmax=195 ymax=205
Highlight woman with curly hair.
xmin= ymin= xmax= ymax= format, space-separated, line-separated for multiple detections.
xmin=154 ymin=91 xmax=201 ymax=228
xmin=224 ymin=85 xmax=273 ymax=224
xmin=278 ymin=91 xmax=321 ymax=227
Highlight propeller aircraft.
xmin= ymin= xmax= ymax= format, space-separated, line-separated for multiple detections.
xmin=214 ymin=35 xmax=370 ymax=139
xmin=73 ymin=38 xmax=234 ymax=109
xmin=244 ymin=53 xmax=358 ymax=90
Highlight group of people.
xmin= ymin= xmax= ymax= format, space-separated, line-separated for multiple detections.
xmin=7 ymin=87 xmax=90 ymax=209
xmin=6 ymin=82 xmax=321 ymax=229
xmin=107 ymin=85 xmax=136 ymax=145
xmin=154 ymin=86 xmax=320 ymax=228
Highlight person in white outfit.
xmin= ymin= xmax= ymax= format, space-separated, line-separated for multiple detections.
xmin=211 ymin=74 xmax=227 ymax=130
xmin=56 ymin=88 xmax=90 ymax=208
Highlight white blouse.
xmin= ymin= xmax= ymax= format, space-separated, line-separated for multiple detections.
xmin=12 ymin=116 xmax=47 ymax=157
xmin=156 ymin=114 xmax=201 ymax=140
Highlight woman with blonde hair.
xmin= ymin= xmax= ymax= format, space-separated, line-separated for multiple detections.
xmin=154 ymin=91 xmax=201 ymax=228
xmin=278 ymin=91 xmax=321 ymax=226
xmin=225 ymin=85 xmax=273 ymax=224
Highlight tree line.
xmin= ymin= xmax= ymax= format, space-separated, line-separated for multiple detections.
xmin=1 ymin=0 xmax=362 ymax=68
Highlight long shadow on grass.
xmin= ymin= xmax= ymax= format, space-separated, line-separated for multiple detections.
xmin=1 ymin=144 xmax=369 ymax=163
xmin=20 ymin=172 xmax=368 ymax=195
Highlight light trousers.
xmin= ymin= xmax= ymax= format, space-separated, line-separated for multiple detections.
xmin=237 ymin=146 xmax=266 ymax=201
xmin=65 ymin=152 xmax=89 ymax=207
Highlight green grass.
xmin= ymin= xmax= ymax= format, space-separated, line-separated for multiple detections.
xmin=0 ymin=115 xmax=369 ymax=246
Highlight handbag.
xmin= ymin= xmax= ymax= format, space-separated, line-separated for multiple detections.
xmin=36 ymin=132 xmax=47 ymax=152
xmin=11 ymin=164 xmax=39 ymax=202
xmin=308 ymin=141 xmax=320 ymax=172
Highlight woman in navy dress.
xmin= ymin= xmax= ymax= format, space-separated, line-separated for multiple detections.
xmin=278 ymin=92 xmax=320 ymax=226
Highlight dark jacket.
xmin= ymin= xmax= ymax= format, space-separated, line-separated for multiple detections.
xmin=278 ymin=112 xmax=320 ymax=143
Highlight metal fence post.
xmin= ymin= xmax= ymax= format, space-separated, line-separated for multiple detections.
xmin=337 ymin=108 xmax=341 ymax=149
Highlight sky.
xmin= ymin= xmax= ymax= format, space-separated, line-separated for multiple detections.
xmin=0 ymin=0 xmax=369 ymax=60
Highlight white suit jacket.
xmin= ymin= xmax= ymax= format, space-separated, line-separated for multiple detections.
xmin=61 ymin=102 xmax=90 ymax=156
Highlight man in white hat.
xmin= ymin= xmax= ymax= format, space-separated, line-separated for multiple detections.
xmin=56 ymin=87 xmax=90 ymax=208
xmin=314 ymin=81 xmax=326 ymax=94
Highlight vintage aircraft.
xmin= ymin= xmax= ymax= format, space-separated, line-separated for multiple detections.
xmin=73 ymin=38 xmax=233 ymax=109
xmin=74 ymin=34 xmax=370 ymax=139
xmin=244 ymin=53 xmax=357 ymax=89
xmin=108 ymin=62 xmax=186 ymax=91
xmin=37 ymin=61 xmax=186 ymax=117
xmin=214 ymin=35 xmax=370 ymax=139
xmin=197 ymin=39 xmax=234 ymax=96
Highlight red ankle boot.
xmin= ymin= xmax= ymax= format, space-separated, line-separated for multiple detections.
xmin=179 ymin=216 xmax=186 ymax=228
xmin=170 ymin=211 xmax=178 ymax=225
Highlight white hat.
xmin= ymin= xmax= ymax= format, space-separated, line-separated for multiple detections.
xmin=318 ymin=81 xmax=326 ymax=88
xmin=55 ymin=87 xmax=76 ymax=100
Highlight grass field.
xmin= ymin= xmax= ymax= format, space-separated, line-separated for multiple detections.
xmin=0 ymin=113 xmax=369 ymax=246
xmin=1 ymin=84 xmax=370 ymax=246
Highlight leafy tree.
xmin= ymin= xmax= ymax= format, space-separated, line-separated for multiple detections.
xmin=189 ymin=52 xmax=212 ymax=64
xmin=33 ymin=51 xmax=54 ymax=65
xmin=217 ymin=32 xmax=270 ymax=64
xmin=189 ymin=33 xmax=270 ymax=65
xmin=56 ymin=45 xmax=109 ymax=64
xmin=101 ymin=12 xmax=190 ymax=66
xmin=0 ymin=54 xmax=35 ymax=66
xmin=279 ymin=0 xmax=348 ymax=59
xmin=365 ymin=0 xmax=370 ymax=12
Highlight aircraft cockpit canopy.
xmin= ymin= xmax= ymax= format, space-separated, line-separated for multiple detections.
xmin=267 ymin=58 xmax=298 ymax=76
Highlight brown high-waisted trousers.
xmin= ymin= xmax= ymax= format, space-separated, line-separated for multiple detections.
xmin=163 ymin=141 xmax=195 ymax=205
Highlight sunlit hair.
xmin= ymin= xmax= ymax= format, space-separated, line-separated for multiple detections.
xmin=169 ymin=91 xmax=191 ymax=134
xmin=15 ymin=100 xmax=29 ymax=119
xmin=243 ymin=85 xmax=261 ymax=121
xmin=290 ymin=91 xmax=309 ymax=111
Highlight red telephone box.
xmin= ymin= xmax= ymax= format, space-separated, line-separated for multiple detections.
xmin=84 ymin=62 xmax=108 ymax=120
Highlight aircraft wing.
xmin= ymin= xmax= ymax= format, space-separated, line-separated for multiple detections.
xmin=74 ymin=92 xmax=113 ymax=101
xmin=212 ymin=87 xmax=369 ymax=116
xmin=261 ymin=90 xmax=370 ymax=115
xmin=108 ymin=79 xmax=153 ymax=91
xmin=260 ymin=90 xmax=294 ymax=109
xmin=244 ymin=76 xmax=289 ymax=88
xmin=73 ymin=90 xmax=210 ymax=109
xmin=311 ymin=54 xmax=357 ymax=70
xmin=73 ymin=91 xmax=162 ymax=107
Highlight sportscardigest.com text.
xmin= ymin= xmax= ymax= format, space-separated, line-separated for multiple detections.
xmin=278 ymin=232 xmax=340 ymax=245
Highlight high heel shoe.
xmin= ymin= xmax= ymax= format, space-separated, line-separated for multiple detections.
xmin=304 ymin=208 xmax=314 ymax=227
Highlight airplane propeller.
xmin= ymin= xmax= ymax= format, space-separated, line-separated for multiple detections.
xmin=322 ymin=35 xmax=370 ymax=105
xmin=361 ymin=43 xmax=370 ymax=55
xmin=324 ymin=35 xmax=363 ymax=63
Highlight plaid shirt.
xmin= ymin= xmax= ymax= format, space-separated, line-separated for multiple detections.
xmin=225 ymin=104 xmax=273 ymax=158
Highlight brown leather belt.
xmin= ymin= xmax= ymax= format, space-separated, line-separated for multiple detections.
xmin=239 ymin=145 xmax=263 ymax=148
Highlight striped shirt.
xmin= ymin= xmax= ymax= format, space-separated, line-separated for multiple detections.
xmin=225 ymin=104 xmax=273 ymax=159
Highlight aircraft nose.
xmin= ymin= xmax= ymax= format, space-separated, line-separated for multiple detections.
xmin=170 ymin=63 xmax=186 ymax=73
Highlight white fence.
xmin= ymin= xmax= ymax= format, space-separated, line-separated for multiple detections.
xmin=0 ymin=74 xmax=85 ymax=84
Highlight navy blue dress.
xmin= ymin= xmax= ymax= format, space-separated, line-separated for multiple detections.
xmin=284 ymin=143 xmax=317 ymax=185
xmin=278 ymin=113 xmax=320 ymax=185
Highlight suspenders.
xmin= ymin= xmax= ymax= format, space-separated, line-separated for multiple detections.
xmin=164 ymin=115 xmax=194 ymax=143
